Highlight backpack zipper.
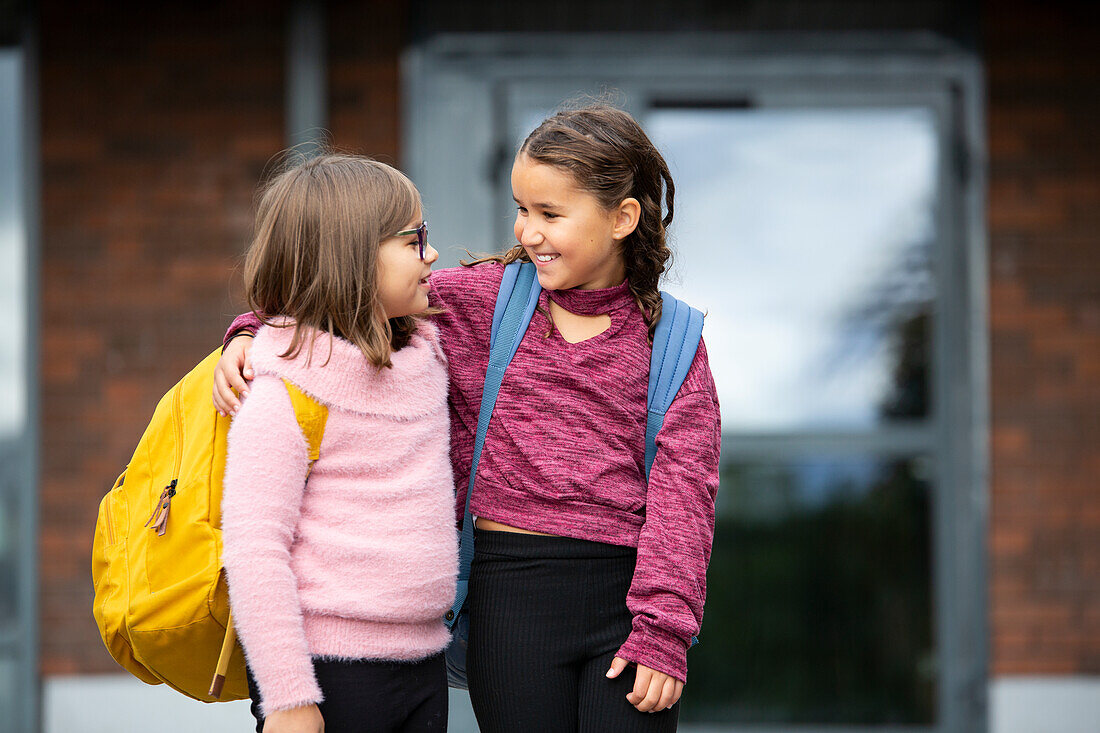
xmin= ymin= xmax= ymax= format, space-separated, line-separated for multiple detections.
xmin=172 ymin=384 xmax=184 ymax=477
xmin=145 ymin=386 xmax=184 ymax=536
xmin=103 ymin=472 xmax=125 ymax=545
xmin=104 ymin=496 xmax=116 ymax=545
xmin=145 ymin=479 xmax=177 ymax=536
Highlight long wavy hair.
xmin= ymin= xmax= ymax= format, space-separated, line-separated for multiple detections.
xmin=243 ymin=153 xmax=425 ymax=369
xmin=466 ymin=103 xmax=675 ymax=342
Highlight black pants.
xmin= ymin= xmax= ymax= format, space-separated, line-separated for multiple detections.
xmin=466 ymin=530 xmax=679 ymax=733
xmin=246 ymin=653 xmax=447 ymax=732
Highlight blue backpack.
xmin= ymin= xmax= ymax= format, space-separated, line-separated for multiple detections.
xmin=444 ymin=261 xmax=704 ymax=689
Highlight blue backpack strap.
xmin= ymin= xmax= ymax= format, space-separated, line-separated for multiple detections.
xmin=490 ymin=261 xmax=543 ymax=361
xmin=646 ymin=291 xmax=705 ymax=648
xmin=644 ymin=291 xmax=705 ymax=480
xmin=447 ymin=261 xmax=541 ymax=627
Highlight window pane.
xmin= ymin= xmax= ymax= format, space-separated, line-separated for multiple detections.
xmin=0 ymin=50 xmax=24 ymax=439
xmin=682 ymin=455 xmax=936 ymax=724
xmin=0 ymin=468 xmax=14 ymax=622
xmin=0 ymin=49 xmax=26 ymax=732
xmin=648 ymin=108 xmax=938 ymax=431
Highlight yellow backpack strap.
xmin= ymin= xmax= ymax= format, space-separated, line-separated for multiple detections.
xmin=282 ymin=379 xmax=328 ymax=467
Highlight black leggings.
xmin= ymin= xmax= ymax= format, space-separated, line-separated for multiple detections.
xmin=246 ymin=653 xmax=447 ymax=732
xmin=465 ymin=529 xmax=679 ymax=732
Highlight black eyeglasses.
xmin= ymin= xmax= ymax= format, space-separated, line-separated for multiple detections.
xmin=395 ymin=221 xmax=428 ymax=260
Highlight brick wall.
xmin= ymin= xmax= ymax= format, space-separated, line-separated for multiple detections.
xmin=39 ymin=3 xmax=285 ymax=674
xmin=986 ymin=1 xmax=1100 ymax=675
xmin=327 ymin=1 xmax=406 ymax=162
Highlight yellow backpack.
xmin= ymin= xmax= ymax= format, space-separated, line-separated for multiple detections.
xmin=91 ymin=346 xmax=327 ymax=701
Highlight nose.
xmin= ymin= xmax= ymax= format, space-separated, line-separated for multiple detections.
xmin=424 ymin=242 xmax=439 ymax=265
xmin=515 ymin=215 xmax=544 ymax=246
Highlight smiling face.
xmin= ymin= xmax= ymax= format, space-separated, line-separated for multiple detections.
xmin=376 ymin=213 xmax=438 ymax=319
xmin=511 ymin=154 xmax=634 ymax=291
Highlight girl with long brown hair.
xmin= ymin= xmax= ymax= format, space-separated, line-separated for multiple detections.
xmin=219 ymin=154 xmax=457 ymax=733
xmin=217 ymin=106 xmax=720 ymax=732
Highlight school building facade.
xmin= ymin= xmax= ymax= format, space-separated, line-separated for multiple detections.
xmin=0 ymin=1 xmax=1096 ymax=731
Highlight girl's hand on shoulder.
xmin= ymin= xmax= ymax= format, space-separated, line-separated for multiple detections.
xmin=262 ymin=703 xmax=324 ymax=733
xmin=607 ymin=657 xmax=683 ymax=713
xmin=213 ymin=334 xmax=254 ymax=416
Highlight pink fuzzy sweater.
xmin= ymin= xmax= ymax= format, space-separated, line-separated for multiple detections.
xmin=220 ymin=320 xmax=458 ymax=715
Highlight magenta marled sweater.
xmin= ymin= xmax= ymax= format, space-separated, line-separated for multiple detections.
xmin=226 ymin=262 xmax=721 ymax=682
xmin=221 ymin=320 xmax=457 ymax=715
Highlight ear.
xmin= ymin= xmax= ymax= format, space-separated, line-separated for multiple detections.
xmin=611 ymin=197 xmax=641 ymax=241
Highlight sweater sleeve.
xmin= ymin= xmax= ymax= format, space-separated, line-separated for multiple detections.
xmin=220 ymin=374 xmax=322 ymax=714
xmin=426 ymin=263 xmax=503 ymax=522
xmin=614 ymin=339 xmax=721 ymax=683
xmin=224 ymin=312 xmax=263 ymax=347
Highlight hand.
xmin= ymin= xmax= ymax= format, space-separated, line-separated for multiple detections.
xmin=213 ymin=334 xmax=254 ymax=416
xmin=262 ymin=703 xmax=324 ymax=733
xmin=607 ymin=657 xmax=683 ymax=713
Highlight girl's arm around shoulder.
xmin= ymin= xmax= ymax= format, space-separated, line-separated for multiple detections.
xmin=616 ymin=338 xmax=721 ymax=683
xmin=426 ymin=261 xmax=506 ymax=313
xmin=213 ymin=314 xmax=262 ymax=416
xmin=221 ymin=374 xmax=322 ymax=715
xmin=427 ymin=261 xmax=507 ymax=362
xmin=224 ymin=311 xmax=263 ymax=347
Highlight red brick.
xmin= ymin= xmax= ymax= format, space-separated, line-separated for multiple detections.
xmin=986 ymin=0 xmax=1100 ymax=676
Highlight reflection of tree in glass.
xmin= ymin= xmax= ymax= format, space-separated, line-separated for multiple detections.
xmin=820 ymin=198 xmax=935 ymax=421
xmin=683 ymin=459 xmax=934 ymax=724
xmin=879 ymin=312 xmax=930 ymax=420
xmin=0 ymin=447 xmax=18 ymax=622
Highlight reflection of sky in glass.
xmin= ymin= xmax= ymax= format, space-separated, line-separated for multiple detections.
xmin=0 ymin=51 xmax=24 ymax=438
xmin=648 ymin=108 xmax=938 ymax=431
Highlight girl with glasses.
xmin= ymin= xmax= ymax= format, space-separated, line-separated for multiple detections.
xmin=216 ymin=105 xmax=719 ymax=732
xmin=218 ymin=154 xmax=456 ymax=733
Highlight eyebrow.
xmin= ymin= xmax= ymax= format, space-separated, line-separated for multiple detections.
xmin=513 ymin=196 xmax=562 ymax=210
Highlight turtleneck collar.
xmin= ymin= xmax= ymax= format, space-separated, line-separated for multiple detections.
xmin=546 ymin=279 xmax=634 ymax=316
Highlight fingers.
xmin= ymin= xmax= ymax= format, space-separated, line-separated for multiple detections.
xmin=626 ymin=665 xmax=651 ymax=708
xmin=212 ymin=337 xmax=254 ymax=416
xmin=655 ymin=676 xmax=679 ymax=711
xmin=226 ymin=350 xmax=251 ymax=396
xmin=639 ymin=675 xmax=665 ymax=713
xmin=605 ymin=656 xmax=629 ymax=679
xmin=212 ymin=368 xmax=232 ymax=415
xmin=214 ymin=362 xmax=245 ymax=415
xmin=625 ymin=664 xmax=682 ymax=713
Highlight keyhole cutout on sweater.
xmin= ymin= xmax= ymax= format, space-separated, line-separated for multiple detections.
xmin=549 ymin=300 xmax=612 ymax=344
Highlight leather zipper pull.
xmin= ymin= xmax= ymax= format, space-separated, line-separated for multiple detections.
xmin=145 ymin=480 xmax=177 ymax=536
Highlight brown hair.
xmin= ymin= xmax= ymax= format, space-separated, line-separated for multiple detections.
xmin=243 ymin=152 xmax=424 ymax=369
xmin=466 ymin=103 xmax=675 ymax=342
